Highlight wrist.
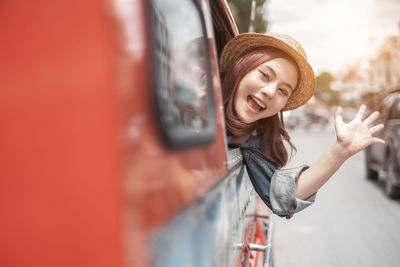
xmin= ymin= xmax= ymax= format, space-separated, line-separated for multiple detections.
xmin=331 ymin=141 xmax=352 ymax=161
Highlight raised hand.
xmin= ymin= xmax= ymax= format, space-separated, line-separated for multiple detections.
xmin=334 ymin=105 xmax=385 ymax=158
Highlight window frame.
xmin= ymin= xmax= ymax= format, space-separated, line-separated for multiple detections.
xmin=150 ymin=0 xmax=217 ymax=149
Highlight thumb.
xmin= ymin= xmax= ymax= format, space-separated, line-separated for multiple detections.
xmin=335 ymin=106 xmax=344 ymax=125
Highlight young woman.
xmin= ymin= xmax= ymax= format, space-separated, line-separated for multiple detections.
xmin=219 ymin=33 xmax=385 ymax=218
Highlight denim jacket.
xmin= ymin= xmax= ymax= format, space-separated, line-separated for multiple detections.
xmin=228 ymin=135 xmax=317 ymax=219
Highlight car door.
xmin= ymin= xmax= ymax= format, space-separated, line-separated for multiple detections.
xmin=386 ymin=97 xmax=400 ymax=165
xmin=369 ymin=95 xmax=394 ymax=166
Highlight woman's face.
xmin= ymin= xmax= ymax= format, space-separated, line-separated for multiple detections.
xmin=234 ymin=57 xmax=299 ymax=123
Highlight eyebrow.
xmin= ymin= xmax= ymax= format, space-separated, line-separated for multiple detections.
xmin=260 ymin=65 xmax=294 ymax=92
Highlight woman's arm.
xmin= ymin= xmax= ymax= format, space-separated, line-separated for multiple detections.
xmin=295 ymin=105 xmax=385 ymax=200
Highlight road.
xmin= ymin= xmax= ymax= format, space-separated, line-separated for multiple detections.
xmin=274 ymin=126 xmax=400 ymax=267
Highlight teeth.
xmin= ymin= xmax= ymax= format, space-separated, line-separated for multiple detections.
xmin=251 ymin=96 xmax=265 ymax=109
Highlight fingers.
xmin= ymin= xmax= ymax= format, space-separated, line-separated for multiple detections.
xmin=364 ymin=111 xmax=380 ymax=126
xmin=370 ymin=124 xmax=384 ymax=135
xmin=335 ymin=106 xmax=344 ymax=124
xmin=355 ymin=104 xmax=366 ymax=120
xmin=372 ymin=137 xmax=386 ymax=145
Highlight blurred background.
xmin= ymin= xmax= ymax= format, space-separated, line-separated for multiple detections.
xmin=228 ymin=0 xmax=400 ymax=266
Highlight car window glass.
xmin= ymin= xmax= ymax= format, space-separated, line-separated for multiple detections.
xmin=151 ymin=0 xmax=216 ymax=148
xmin=389 ymin=100 xmax=400 ymax=119
xmin=381 ymin=95 xmax=395 ymax=118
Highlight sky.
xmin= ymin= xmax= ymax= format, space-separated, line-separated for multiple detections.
xmin=266 ymin=0 xmax=400 ymax=76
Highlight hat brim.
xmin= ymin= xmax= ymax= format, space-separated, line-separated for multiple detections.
xmin=220 ymin=33 xmax=316 ymax=111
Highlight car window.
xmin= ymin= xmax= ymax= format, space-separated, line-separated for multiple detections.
xmin=379 ymin=103 xmax=390 ymax=120
xmin=389 ymin=99 xmax=400 ymax=119
xmin=150 ymin=0 xmax=216 ymax=148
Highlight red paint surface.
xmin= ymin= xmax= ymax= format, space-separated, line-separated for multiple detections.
xmin=0 ymin=1 xmax=121 ymax=266
xmin=0 ymin=0 xmax=236 ymax=266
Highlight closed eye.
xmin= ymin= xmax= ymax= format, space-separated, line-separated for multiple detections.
xmin=259 ymin=71 xmax=270 ymax=81
xmin=279 ymin=88 xmax=289 ymax=97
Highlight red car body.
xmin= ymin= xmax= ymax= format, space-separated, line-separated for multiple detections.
xmin=0 ymin=1 xmax=273 ymax=266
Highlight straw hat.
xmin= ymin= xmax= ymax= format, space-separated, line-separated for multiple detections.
xmin=220 ymin=32 xmax=316 ymax=111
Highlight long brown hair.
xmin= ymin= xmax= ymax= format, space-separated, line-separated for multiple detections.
xmin=221 ymin=47 xmax=297 ymax=167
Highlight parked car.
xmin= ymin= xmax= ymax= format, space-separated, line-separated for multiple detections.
xmin=365 ymin=89 xmax=400 ymax=198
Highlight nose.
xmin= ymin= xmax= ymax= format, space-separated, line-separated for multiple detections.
xmin=260 ymin=84 xmax=277 ymax=99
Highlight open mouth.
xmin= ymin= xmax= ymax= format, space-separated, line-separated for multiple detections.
xmin=247 ymin=95 xmax=266 ymax=112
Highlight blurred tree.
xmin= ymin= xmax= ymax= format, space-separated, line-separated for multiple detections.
xmin=227 ymin=0 xmax=269 ymax=33
xmin=254 ymin=0 xmax=268 ymax=33
xmin=315 ymin=72 xmax=340 ymax=105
